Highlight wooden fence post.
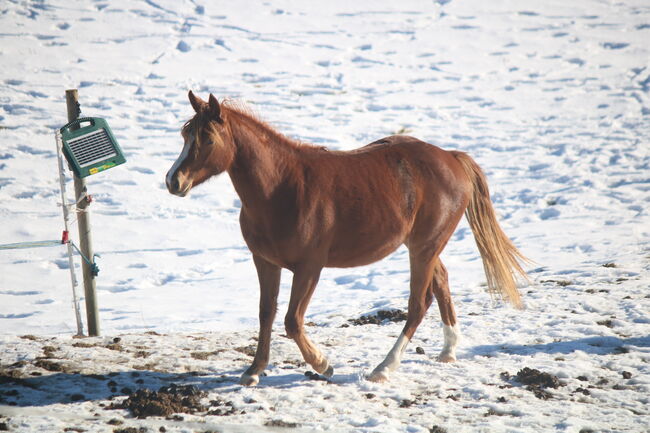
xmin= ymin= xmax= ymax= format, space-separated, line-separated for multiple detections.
xmin=65 ymin=89 xmax=100 ymax=336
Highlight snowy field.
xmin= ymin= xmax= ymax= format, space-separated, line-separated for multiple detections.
xmin=1 ymin=0 xmax=649 ymax=432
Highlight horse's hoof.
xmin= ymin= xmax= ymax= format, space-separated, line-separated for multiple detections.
xmin=321 ymin=364 xmax=334 ymax=378
xmin=366 ymin=368 xmax=389 ymax=383
xmin=436 ymin=353 xmax=457 ymax=363
xmin=239 ymin=373 xmax=259 ymax=386
xmin=314 ymin=359 xmax=333 ymax=377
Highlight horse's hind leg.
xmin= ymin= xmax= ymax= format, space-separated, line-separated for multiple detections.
xmin=285 ymin=265 xmax=333 ymax=377
xmin=431 ymin=260 xmax=460 ymax=362
xmin=367 ymin=252 xmax=436 ymax=383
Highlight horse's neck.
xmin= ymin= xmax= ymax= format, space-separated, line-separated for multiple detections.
xmin=226 ymin=114 xmax=300 ymax=209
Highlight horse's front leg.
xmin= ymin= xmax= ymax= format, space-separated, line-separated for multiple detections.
xmin=285 ymin=265 xmax=333 ymax=377
xmin=240 ymin=255 xmax=281 ymax=386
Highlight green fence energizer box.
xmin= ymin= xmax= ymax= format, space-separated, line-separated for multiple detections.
xmin=60 ymin=117 xmax=126 ymax=178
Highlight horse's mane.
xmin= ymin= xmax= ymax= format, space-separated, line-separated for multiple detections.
xmin=182 ymin=99 xmax=325 ymax=154
xmin=221 ymin=100 xmax=320 ymax=151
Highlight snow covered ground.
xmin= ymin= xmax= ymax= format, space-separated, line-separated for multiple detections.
xmin=1 ymin=0 xmax=649 ymax=431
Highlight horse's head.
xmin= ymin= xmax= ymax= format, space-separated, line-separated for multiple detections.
xmin=166 ymin=91 xmax=235 ymax=197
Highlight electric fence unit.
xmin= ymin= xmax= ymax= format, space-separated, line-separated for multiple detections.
xmin=60 ymin=117 xmax=126 ymax=178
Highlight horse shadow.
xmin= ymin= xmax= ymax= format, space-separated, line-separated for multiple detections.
xmin=0 ymin=367 xmax=360 ymax=408
xmin=0 ymin=368 xmax=243 ymax=408
xmin=7 ymin=335 xmax=646 ymax=408
xmin=466 ymin=334 xmax=650 ymax=358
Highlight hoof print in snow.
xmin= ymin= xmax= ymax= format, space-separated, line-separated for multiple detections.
xmin=176 ymin=41 xmax=191 ymax=52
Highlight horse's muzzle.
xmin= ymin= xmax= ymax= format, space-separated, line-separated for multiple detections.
xmin=166 ymin=173 xmax=191 ymax=197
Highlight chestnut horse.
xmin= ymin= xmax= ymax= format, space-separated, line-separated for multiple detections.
xmin=166 ymin=91 xmax=528 ymax=386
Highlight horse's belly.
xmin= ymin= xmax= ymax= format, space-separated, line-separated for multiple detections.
xmin=326 ymin=229 xmax=405 ymax=268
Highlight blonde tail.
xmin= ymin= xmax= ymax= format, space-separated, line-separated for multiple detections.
xmin=452 ymin=151 xmax=530 ymax=309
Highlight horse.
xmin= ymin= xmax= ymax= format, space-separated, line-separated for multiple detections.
xmin=166 ymin=91 xmax=529 ymax=386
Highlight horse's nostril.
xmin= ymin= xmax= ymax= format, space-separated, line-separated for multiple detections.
xmin=171 ymin=177 xmax=180 ymax=192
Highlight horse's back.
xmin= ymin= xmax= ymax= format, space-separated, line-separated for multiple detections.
xmin=343 ymin=135 xmax=469 ymax=193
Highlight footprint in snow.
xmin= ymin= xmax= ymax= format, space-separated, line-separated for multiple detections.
xmin=176 ymin=41 xmax=191 ymax=52
xmin=539 ymin=208 xmax=560 ymax=220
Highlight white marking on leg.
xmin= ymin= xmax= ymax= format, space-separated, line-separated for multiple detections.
xmin=368 ymin=332 xmax=410 ymax=382
xmin=437 ymin=324 xmax=460 ymax=362
xmin=166 ymin=135 xmax=193 ymax=190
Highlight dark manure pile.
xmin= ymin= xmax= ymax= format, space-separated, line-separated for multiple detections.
xmin=501 ymin=367 xmax=565 ymax=400
xmin=111 ymin=384 xmax=207 ymax=418
xmin=346 ymin=309 xmax=408 ymax=326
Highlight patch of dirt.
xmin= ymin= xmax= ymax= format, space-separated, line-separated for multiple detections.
xmin=501 ymin=368 xmax=564 ymax=400
xmin=42 ymin=346 xmax=58 ymax=357
xmin=190 ymin=350 xmax=224 ymax=360
xmin=207 ymin=397 xmax=242 ymax=416
xmin=0 ymin=367 xmax=25 ymax=381
xmin=282 ymin=359 xmax=306 ymax=368
xmin=540 ymin=279 xmax=572 ymax=287
xmin=347 ymin=309 xmax=408 ymax=326
xmin=596 ymin=319 xmax=614 ymax=328
xmin=484 ymin=408 xmax=512 ymax=417
xmin=105 ymin=343 xmax=124 ymax=352
xmin=110 ymin=384 xmax=242 ymax=419
xmin=514 ymin=367 xmax=563 ymax=388
xmin=398 ymin=393 xmax=431 ymax=408
xmin=573 ymin=387 xmax=590 ymax=396
xmin=112 ymin=428 xmax=148 ymax=433
xmin=264 ymin=420 xmax=300 ymax=428
xmin=34 ymin=359 xmax=67 ymax=373
xmin=234 ymin=345 xmax=256 ymax=357
xmin=72 ymin=342 xmax=95 ymax=349
xmin=110 ymin=384 xmax=207 ymax=418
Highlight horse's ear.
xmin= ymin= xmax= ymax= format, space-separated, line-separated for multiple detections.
xmin=188 ymin=90 xmax=205 ymax=113
xmin=208 ymin=93 xmax=222 ymax=122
